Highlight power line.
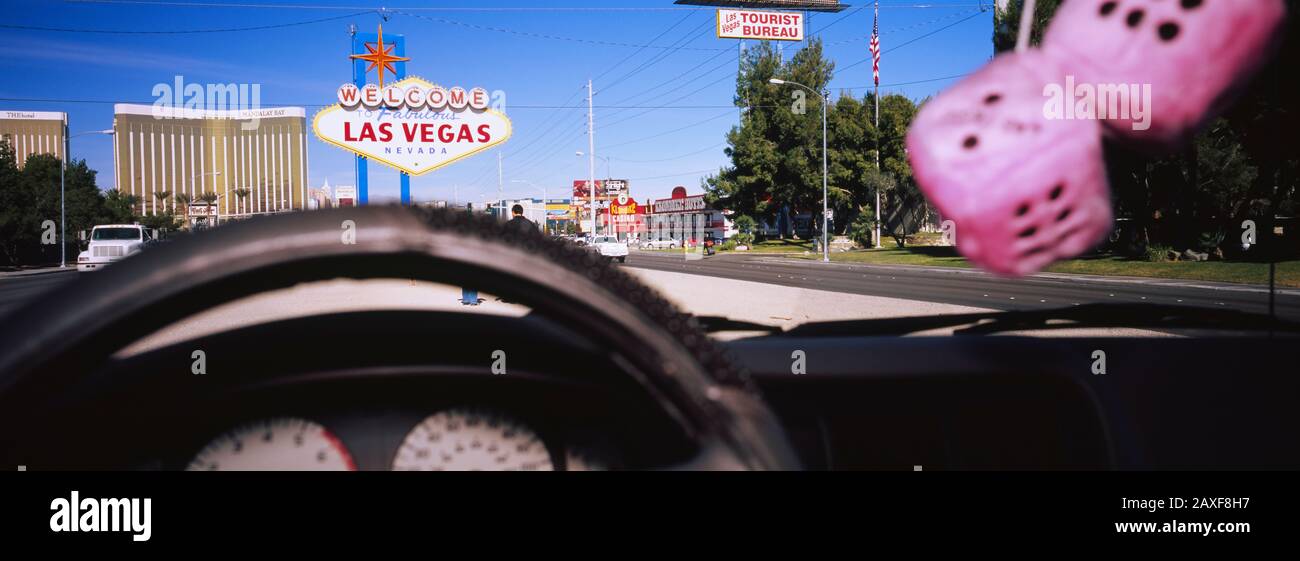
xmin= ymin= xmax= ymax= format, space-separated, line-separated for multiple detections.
xmin=626 ymin=168 xmax=718 ymax=181
xmin=614 ymin=142 xmax=728 ymax=163
xmin=69 ymin=1 xmax=711 ymax=11
xmin=393 ymin=10 xmax=727 ymax=52
xmin=603 ymin=110 xmax=736 ymax=150
xmin=838 ymin=10 xmax=988 ymax=74
xmin=842 ymin=72 xmax=971 ymax=90
xmin=0 ymin=97 xmax=757 ymax=110
xmin=599 ymin=48 xmax=733 ymax=118
xmin=0 ymin=10 xmax=374 ymax=34
xmin=600 ymin=69 xmax=737 ymax=129
xmin=824 ymin=6 xmax=987 ymax=47
xmin=597 ymin=16 xmax=716 ymax=95
xmin=593 ymin=11 xmax=698 ymax=83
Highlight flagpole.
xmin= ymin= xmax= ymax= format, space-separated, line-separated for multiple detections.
xmin=872 ymin=0 xmax=882 ymax=249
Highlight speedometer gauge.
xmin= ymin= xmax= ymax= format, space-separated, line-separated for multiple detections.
xmin=187 ymin=417 xmax=356 ymax=471
xmin=392 ymin=409 xmax=553 ymax=471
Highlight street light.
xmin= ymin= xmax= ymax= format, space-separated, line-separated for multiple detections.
xmin=575 ymin=151 xmax=609 ymax=236
xmin=575 ymin=151 xmax=612 ymax=178
xmin=510 ymin=179 xmax=547 ymax=233
xmin=770 ymin=78 xmax=829 ymax=263
xmin=61 ymin=129 xmax=114 ymax=267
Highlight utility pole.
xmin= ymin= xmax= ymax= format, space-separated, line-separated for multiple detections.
xmin=738 ymin=39 xmax=745 ymax=120
xmin=587 ymin=79 xmax=597 ymax=237
xmin=60 ymin=120 xmax=67 ymax=268
xmin=821 ymin=91 xmax=829 ymax=263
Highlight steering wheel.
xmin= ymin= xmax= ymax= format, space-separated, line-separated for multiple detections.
xmin=0 ymin=206 xmax=799 ymax=470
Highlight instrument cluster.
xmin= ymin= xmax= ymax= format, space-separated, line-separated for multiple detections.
xmin=186 ymin=408 xmax=611 ymax=471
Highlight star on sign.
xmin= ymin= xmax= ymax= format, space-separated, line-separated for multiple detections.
xmin=350 ymin=24 xmax=409 ymax=88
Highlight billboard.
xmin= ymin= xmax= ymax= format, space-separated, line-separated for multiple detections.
xmin=572 ymin=179 xmax=631 ymax=209
xmin=335 ymin=186 xmax=357 ymax=207
xmin=716 ymin=9 xmax=805 ymax=41
xmin=314 ymin=76 xmax=512 ymax=177
xmin=604 ymin=179 xmax=628 ymax=196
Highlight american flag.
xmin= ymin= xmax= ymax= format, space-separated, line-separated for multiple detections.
xmin=869 ymin=2 xmax=881 ymax=86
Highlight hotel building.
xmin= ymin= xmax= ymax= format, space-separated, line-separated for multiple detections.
xmin=0 ymin=111 xmax=67 ymax=168
xmin=112 ymin=104 xmax=309 ymax=217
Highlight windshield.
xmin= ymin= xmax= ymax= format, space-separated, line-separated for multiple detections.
xmin=92 ymin=228 xmax=141 ymax=241
xmin=0 ymin=0 xmax=1294 ymax=334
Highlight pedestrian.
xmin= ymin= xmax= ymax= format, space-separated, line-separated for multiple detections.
xmin=507 ymin=203 xmax=535 ymax=232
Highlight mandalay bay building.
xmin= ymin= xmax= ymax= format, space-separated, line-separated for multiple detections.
xmin=112 ymin=104 xmax=309 ymax=219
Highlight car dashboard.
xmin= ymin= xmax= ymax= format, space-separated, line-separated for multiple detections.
xmin=7 ymin=309 xmax=1299 ymax=471
xmin=12 ymin=311 xmax=699 ymax=471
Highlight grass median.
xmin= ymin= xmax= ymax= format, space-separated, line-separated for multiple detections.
xmin=749 ymin=243 xmax=1300 ymax=288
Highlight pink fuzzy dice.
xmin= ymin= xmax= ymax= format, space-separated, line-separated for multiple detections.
xmin=1043 ymin=0 xmax=1286 ymax=148
xmin=907 ymin=51 xmax=1113 ymax=277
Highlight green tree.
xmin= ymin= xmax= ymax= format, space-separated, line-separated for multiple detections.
xmin=732 ymin=214 xmax=756 ymax=246
xmin=707 ymin=38 xmax=925 ymax=242
xmin=706 ymin=39 xmax=834 ymax=235
xmin=232 ymin=188 xmax=251 ymax=215
xmin=0 ymin=147 xmax=111 ymax=265
xmin=0 ymin=139 xmax=36 ymax=265
xmin=849 ymin=205 xmax=874 ymax=248
xmin=102 ymin=189 xmax=138 ymax=224
xmin=994 ymin=0 xmax=1298 ymax=259
xmin=175 ymin=192 xmax=192 ymax=225
xmin=153 ymin=190 xmax=172 ymax=215
xmin=139 ymin=212 xmax=178 ymax=231
xmin=993 ymin=0 xmax=1064 ymax=53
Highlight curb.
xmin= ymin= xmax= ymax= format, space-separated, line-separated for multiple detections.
xmin=736 ymin=254 xmax=1300 ymax=296
xmin=0 ymin=267 xmax=76 ymax=279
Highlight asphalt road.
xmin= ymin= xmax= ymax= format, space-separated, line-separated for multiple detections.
xmin=623 ymin=251 xmax=1300 ymax=322
xmin=3 ymin=254 xmax=1297 ymax=325
xmin=0 ymin=270 xmax=77 ymax=318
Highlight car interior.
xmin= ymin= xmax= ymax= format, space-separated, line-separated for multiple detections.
xmin=1 ymin=206 xmax=1295 ymax=471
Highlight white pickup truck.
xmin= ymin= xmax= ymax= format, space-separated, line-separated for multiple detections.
xmin=590 ymin=236 xmax=628 ymax=263
xmin=77 ymin=224 xmax=152 ymax=272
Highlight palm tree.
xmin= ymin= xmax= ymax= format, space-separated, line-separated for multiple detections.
xmin=175 ymin=193 xmax=193 ymax=226
xmin=233 ymin=188 xmax=251 ymax=215
xmin=153 ymin=190 xmax=171 ymax=216
xmin=196 ymin=192 xmax=219 ymax=227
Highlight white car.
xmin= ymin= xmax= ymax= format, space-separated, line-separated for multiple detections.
xmin=77 ymin=224 xmax=151 ymax=272
xmin=640 ymin=238 xmax=679 ymax=250
xmin=590 ymin=236 xmax=628 ymax=263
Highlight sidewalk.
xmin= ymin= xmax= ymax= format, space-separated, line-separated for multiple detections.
xmin=625 ymin=267 xmax=1173 ymax=339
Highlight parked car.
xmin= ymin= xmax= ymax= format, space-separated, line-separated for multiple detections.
xmin=590 ymin=235 xmax=628 ymax=263
xmin=640 ymin=238 xmax=678 ymax=250
xmin=76 ymin=224 xmax=152 ymax=272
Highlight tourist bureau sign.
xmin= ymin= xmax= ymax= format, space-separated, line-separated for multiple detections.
xmin=716 ymin=9 xmax=804 ymax=42
xmin=313 ymin=76 xmax=512 ymax=176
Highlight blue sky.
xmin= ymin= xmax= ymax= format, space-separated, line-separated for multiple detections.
xmin=0 ymin=0 xmax=995 ymax=204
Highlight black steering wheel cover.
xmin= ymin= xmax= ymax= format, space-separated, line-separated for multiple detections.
xmin=0 ymin=206 xmax=799 ymax=470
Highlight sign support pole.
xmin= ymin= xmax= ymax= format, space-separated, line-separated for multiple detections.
xmin=587 ymin=79 xmax=597 ymax=236
xmin=350 ymin=28 xmax=408 ymax=206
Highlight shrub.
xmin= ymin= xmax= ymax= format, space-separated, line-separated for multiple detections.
xmin=1144 ymin=244 xmax=1174 ymax=262
xmin=849 ymin=210 xmax=874 ymax=248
